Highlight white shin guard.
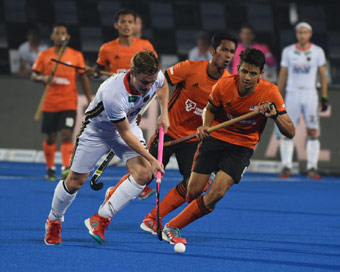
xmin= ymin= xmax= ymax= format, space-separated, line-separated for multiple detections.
xmin=48 ymin=180 xmax=77 ymax=222
xmin=98 ymin=175 xmax=145 ymax=219
xmin=306 ymin=138 xmax=320 ymax=169
xmin=280 ymin=139 xmax=294 ymax=169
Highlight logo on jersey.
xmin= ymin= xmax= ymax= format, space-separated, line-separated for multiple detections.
xmin=293 ymin=64 xmax=311 ymax=74
xmin=128 ymin=96 xmax=139 ymax=102
xmin=185 ymin=99 xmax=203 ymax=116
xmin=143 ymin=95 xmax=150 ymax=103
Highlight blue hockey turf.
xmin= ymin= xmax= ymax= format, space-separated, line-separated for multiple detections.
xmin=0 ymin=161 xmax=340 ymax=272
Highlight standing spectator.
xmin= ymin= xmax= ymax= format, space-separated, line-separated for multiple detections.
xmin=31 ymin=22 xmax=93 ymax=181
xmin=18 ymin=26 xmax=48 ymax=76
xmin=230 ymin=23 xmax=277 ymax=80
xmin=188 ymin=31 xmax=212 ymax=61
xmin=278 ymin=20 xmax=328 ymax=179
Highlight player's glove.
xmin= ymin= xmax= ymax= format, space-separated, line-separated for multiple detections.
xmin=321 ymin=95 xmax=328 ymax=112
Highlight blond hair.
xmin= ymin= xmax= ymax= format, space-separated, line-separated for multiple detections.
xmin=130 ymin=51 xmax=160 ymax=75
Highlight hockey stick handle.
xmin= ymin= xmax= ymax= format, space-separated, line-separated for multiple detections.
xmin=50 ymin=58 xmax=114 ymax=76
xmin=156 ymin=126 xmax=165 ymax=181
xmin=163 ymin=110 xmax=260 ymax=147
xmin=156 ymin=126 xmax=164 ymax=241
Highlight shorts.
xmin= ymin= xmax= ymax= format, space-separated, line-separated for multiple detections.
xmin=70 ymin=123 xmax=146 ymax=174
xmin=193 ymin=137 xmax=253 ymax=183
xmin=149 ymin=133 xmax=199 ymax=180
xmin=285 ymin=90 xmax=319 ymax=129
xmin=42 ymin=110 xmax=76 ymax=134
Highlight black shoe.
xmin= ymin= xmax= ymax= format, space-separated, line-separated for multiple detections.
xmin=45 ymin=168 xmax=56 ymax=181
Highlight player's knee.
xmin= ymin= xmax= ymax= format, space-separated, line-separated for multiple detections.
xmin=65 ymin=172 xmax=87 ymax=193
xmin=132 ymin=167 xmax=152 ymax=185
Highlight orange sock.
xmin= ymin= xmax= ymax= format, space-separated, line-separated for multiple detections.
xmin=149 ymin=183 xmax=186 ymax=218
xmin=168 ymin=195 xmax=213 ymax=229
xmin=60 ymin=141 xmax=74 ymax=168
xmin=43 ymin=141 xmax=56 ymax=168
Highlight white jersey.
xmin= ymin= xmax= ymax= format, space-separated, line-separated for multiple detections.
xmin=84 ymin=70 xmax=164 ymax=134
xmin=281 ymin=43 xmax=326 ymax=92
xmin=18 ymin=41 xmax=48 ymax=69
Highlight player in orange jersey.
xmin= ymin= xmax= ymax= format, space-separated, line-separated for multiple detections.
xmin=102 ymin=32 xmax=238 ymax=235
xmin=161 ymin=48 xmax=295 ymax=245
xmin=32 ymin=22 xmax=92 ymax=181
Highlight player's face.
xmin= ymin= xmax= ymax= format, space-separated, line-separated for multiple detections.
xmin=239 ymin=27 xmax=254 ymax=46
xmin=296 ymin=26 xmax=312 ymax=45
xmin=130 ymin=72 xmax=158 ymax=94
xmin=114 ymin=14 xmax=136 ymax=38
xmin=134 ymin=16 xmax=142 ymax=37
xmin=51 ymin=26 xmax=69 ymax=47
xmin=238 ymin=62 xmax=263 ymax=91
xmin=212 ymin=40 xmax=236 ymax=69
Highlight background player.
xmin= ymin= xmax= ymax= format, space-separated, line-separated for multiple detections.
xmin=277 ymin=20 xmax=328 ymax=179
xmin=44 ymin=51 xmax=169 ymax=245
xmin=161 ymin=48 xmax=295 ymax=244
xmin=31 ymin=22 xmax=92 ymax=181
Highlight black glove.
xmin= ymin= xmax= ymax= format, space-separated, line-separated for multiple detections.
xmin=269 ymin=102 xmax=278 ymax=119
xmin=321 ymin=96 xmax=328 ymax=112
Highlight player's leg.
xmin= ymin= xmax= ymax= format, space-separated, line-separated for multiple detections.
xmin=45 ymin=125 xmax=110 ymax=245
xmin=59 ymin=110 xmax=76 ymax=180
xmin=42 ymin=112 xmax=58 ymax=181
xmin=303 ymin=91 xmax=321 ymax=179
xmin=280 ymin=91 xmax=300 ymax=178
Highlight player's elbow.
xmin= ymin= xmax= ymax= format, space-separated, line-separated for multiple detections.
xmin=284 ymin=127 xmax=295 ymax=139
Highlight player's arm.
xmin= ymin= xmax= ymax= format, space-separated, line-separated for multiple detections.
xmin=79 ymin=73 xmax=93 ymax=105
xmin=277 ymin=66 xmax=288 ymax=93
xmin=31 ymin=71 xmax=53 ymax=85
xmin=196 ymin=102 xmax=219 ymax=140
xmin=113 ymin=118 xmax=164 ymax=177
xmin=318 ymin=65 xmax=328 ymax=111
xmin=156 ymin=78 xmax=170 ymax=133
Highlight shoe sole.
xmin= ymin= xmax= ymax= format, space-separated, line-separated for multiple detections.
xmin=84 ymin=218 xmax=104 ymax=245
xmin=138 ymin=189 xmax=155 ymax=200
xmin=140 ymin=222 xmax=157 ymax=235
xmin=44 ymin=239 xmax=62 ymax=245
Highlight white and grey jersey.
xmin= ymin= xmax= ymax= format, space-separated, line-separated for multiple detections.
xmin=84 ymin=70 xmax=164 ymax=134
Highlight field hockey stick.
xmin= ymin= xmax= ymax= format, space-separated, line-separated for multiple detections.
xmin=50 ymin=58 xmax=114 ymax=76
xmin=163 ymin=110 xmax=260 ymax=147
xmin=90 ymin=94 xmax=157 ymax=191
xmin=156 ymin=126 xmax=165 ymax=240
xmin=34 ymin=38 xmax=69 ymax=120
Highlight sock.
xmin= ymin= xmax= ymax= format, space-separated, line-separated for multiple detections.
xmin=149 ymin=183 xmax=186 ymax=219
xmin=168 ymin=195 xmax=213 ymax=229
xmin=48 ymin=180 xmax=77 ymax=222
xmin=280 ymin=139 xmax=294 ymax=169
xmin=60 ymin=141 xmax=74 ymax=168
xmin=306 ymin=138 xmax=320 ymax=169
xmin=43 ymin=141 xmax=56 ymax=169
xmin=98 ymin=175 xmax=145 ymax=218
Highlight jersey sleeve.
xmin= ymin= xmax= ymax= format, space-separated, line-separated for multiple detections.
xmin=96 ymin=44 xmax=108 ymax=67
xmin=270 ymin=86 xmax=286 ymax=113
xmin=317 ymin=47 xmax=327 ymax=67
xmin=280 ymin=47 xmax=289 ymax=68
xmin=155 ymin=70 xmax=165 ymax=88
xmin=166 ymin=60 xmax=191 ymax=85
xmin=145 ymin=40 xmax=158 ymax=58
xmin=32 ymin=51 xmax=45 ymax=74
xmin=208 ymin=80 xmax=223 ymax=108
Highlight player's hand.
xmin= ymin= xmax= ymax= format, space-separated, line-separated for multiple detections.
xmin=44 ymin=75 xmax=53 ymax=85
xmin=151 ymin=158 xmax=165 ymax=178
xmin=85 ymin=65 xmax=97 ymax=76
xmin=258 ymin=101 xmax=278 ymax=119
xmin=321 ymin=96 xmax=328 ymax=112
xmin=157 ymin=113 xmax=170 ymax=134
xmin=196 ymin=125 xmax=210 ymax=140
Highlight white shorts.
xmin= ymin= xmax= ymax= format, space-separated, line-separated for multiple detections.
xmin=285 ymin=90 xmax=319 ymax=129
xmin=70 ymin=123 xmax=147 ymax=174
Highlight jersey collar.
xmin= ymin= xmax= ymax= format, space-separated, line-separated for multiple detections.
xmin=295 ymin=42 xmax=312 ymax=52
xmin=124 ymin=71 xmax=141 ymax=95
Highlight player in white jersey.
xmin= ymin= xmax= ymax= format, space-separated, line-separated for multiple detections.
xmin=277 ymin=21 xmax=328 ymax=179
xmin=44 ymin=51 xmax=170 ymax=245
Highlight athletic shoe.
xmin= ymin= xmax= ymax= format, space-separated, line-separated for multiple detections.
xmin=84 ymin=213 xmax=111 ymax=244
xmin=140 ymin=214 xmax=163 ymax=235
xmin=307 ymin=168 xmax=321 ymax=180
xmin=44 ymin=219 xmax=62 ymax=245
xmin=138 ymin=186 xmax=155 ymax=200
xmin=61 ymin=167 xmax=70 ymax=180
xmin=162 ymin=223 xmax=187 ymax=244
xmin=45 ymin=168 xmax=56 ymax=181
xmin=279 ymin=167 xmax=291 ymax=179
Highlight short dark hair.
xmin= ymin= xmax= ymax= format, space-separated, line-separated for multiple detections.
xmin=240 ymin=23 xmax=255 ymax=33
xmin=239 ymin=48 xmax=265 ymax=72
xmin=130 ymin=51 xmax=160 ymax=75
xmin=52 ymin=22 xmax=69 ymax=33
xmin=211 ymin=32 xmax=238 ymax=51
xmin=114 ymin=8 xmax=136 ymax=23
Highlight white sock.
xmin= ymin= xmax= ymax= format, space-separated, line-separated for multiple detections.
xmin=48 ymin=180 xmax=77 ymax=222
xmin=306 ymin=138 xmax=320 ymax=170
xmin=280 ymin=139 xmax=294 ymax=169
xmin=98 ymin=175 xmax=145 ymax=218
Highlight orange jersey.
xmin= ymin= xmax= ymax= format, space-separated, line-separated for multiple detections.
xmin=209 ymin=75 xmax=286 ymax=149
xmin=33 ymin=47 xmax=85 ymax=112
xmin=97 ymin=38 xmax=157 ymax=73
xmin=166 ymin=60 xmax=230 ymax=141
